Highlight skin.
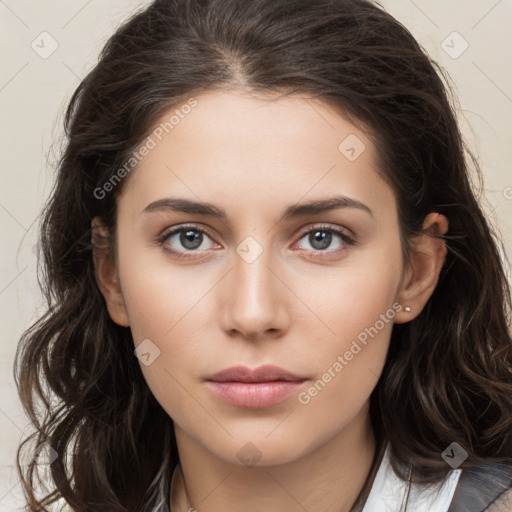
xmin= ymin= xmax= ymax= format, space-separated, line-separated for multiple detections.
xmin=93 ymin=88 xmax=449 ymax=512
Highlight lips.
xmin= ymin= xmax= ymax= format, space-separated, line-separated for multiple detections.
xmin=206 ymin=365 xmax=305 ymax=383
xmin=205 ymin=365 xmax=307 ymax=408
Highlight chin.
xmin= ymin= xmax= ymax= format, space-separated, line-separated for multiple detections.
xmin=202 ymin=426 xmax=324 ymax=468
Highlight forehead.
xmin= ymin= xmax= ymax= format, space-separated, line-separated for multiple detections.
xmin=119 ymin=88 xmax=396 ymax=219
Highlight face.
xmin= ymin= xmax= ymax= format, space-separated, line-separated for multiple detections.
xmin=106 ymin=89 xmax=410 ymax=466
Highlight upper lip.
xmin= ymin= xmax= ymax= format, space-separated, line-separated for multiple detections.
xmin=206 ymin=365 xmax=305 ymax=383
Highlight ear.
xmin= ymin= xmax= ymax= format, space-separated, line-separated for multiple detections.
xmin=394 ymin=212 xmax=449 ymax=324
xmin=91 ymin=217 xmax=130 ymax=327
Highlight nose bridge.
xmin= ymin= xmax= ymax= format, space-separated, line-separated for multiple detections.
xmin=222 ymin=235 xmax=287 ymax=338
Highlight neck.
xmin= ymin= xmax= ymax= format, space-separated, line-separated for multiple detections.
xmin=171 ymin=404 xmax=377 ymax=512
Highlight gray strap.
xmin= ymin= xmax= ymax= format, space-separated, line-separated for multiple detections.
xmin=447 ymin=463 xmax=512 ymax=512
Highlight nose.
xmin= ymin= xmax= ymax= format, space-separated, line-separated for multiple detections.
xmin=220 ymin=243 xmax=290 ymax=341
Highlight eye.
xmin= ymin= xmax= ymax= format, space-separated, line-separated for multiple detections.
xmin=158 ymin=223 xmax=356 ymax=261
xmin=158 ymin=225 xmax=219 ymax=259
xmin=294 ymin=224 xmax=356 ymax=256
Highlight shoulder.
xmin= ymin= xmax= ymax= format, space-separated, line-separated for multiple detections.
xmin=448 ymin=462 xmax=512 ymax=512
xmin=486 ymin=489 xmax=512 ymax=512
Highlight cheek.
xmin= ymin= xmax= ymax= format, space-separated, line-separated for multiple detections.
xmin=292 ymin=238 xmax=403 ymax=406
xmin=116 ymin=241 xmax=220 ymax=417
xmin=118 ymin=237 xmax=215 ymax=341
xmin=289 ymin=298 xmax=398 ymax=456
xmin=294 ymin=232 xmax=403 ymax=341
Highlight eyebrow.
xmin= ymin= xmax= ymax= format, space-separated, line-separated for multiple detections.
xmin=141 ymin=195 xmax=373 ymax=221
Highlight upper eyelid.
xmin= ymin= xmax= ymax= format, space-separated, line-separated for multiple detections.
xmin=160 ymin=223 xmax=216 ymax=240
xmin=296 ymin=223 xmax=354 ymax=239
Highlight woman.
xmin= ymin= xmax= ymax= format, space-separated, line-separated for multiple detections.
xmin=14 ymin=0 xmax=512 ymax=510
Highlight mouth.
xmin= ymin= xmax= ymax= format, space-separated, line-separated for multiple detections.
xmin=205 ymin=365 xmax=307 ymax=408
xmin=206 ymin=364 xmax=305 ymax=383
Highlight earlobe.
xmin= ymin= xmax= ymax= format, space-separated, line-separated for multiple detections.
xmin=394 ymin=212 xmax=449 ymax=324
xmin=91 ymin=217 xmax=130 ymax=327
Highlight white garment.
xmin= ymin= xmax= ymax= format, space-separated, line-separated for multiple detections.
xmin=363 ymin=444 xmax=462 ymax=511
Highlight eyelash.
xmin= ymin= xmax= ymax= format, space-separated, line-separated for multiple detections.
xmin=157 ymin=223 xmax=357 ymax=260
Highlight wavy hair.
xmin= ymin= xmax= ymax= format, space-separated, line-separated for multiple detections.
xmin=14 ymin=0 xmax=512 ymax=510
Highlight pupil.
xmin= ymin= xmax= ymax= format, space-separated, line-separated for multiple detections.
xmin=310 ymin=230 xmax=331 ymax=250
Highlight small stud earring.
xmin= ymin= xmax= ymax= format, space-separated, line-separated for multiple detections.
xmin=404 ymin=306 xmax=411 ymax=312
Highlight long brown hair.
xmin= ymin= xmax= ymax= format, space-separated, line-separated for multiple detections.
xmin=14 ymin=0 xmax=512 ymax=510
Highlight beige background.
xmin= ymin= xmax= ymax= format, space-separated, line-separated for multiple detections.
xmin=0 ymin=0 xmax=510 ymax=508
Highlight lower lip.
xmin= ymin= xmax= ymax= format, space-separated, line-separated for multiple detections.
xmin=206 ymin=380 xmax=305 ymax=408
